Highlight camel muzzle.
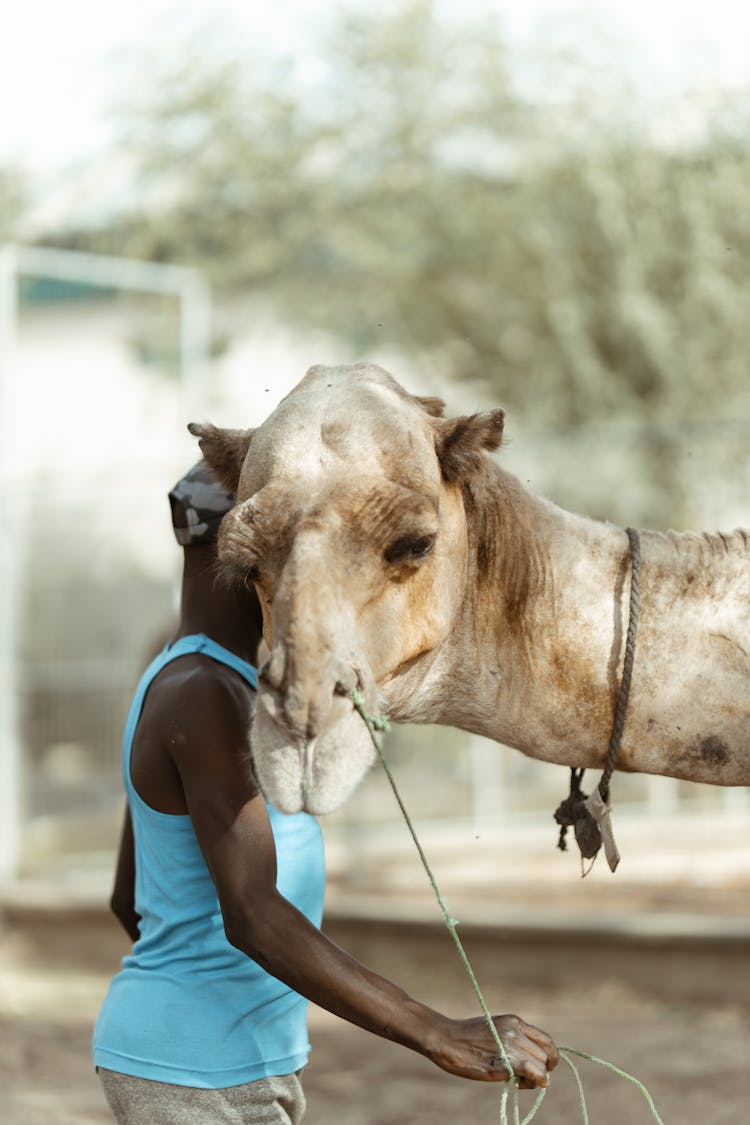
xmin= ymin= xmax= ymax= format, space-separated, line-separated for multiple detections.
xmin=258 ymin=646 xmax=361 ymax=745
xmin=251 ymin=687 xmax=380 ymax=815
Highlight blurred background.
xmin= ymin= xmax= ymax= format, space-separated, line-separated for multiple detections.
xmin=1 ymin=2 xmax=749 ymax=1122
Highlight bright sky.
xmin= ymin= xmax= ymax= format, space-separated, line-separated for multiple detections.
xmin=1 ymin=0 xmax=749 ymax=174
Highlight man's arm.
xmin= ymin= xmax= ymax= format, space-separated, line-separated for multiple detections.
xmin=110 ymin=806 xmax=141 ymax=943
xmin=168 ymin=672 xmax=558 ymax=1089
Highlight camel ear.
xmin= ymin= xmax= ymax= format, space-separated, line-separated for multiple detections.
xmin=434 ymin=409 xmax=505 ymax=482
xmin=187 ymin=422 xmax=254 ymax=492
xmin=413 ymin=395 xmax=446 ymax=418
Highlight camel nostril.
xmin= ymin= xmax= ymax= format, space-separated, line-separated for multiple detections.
xmin=334 ymin=662 xmax=361 ymax=697
xmin=259 ymin=647 xmax=286 ymax=692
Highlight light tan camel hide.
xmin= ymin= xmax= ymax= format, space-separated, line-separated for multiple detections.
xmin=190 ymin=362 xmax=750 ymax=815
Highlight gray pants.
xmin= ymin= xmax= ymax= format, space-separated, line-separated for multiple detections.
xmin=98 ymin=1068 xmax=306 ymax=1125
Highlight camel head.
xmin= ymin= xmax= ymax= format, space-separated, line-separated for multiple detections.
xmin=190 ymin=362 xmax=504 ymax=814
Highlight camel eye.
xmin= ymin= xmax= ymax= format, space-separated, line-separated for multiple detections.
xmin=385 ymin=534 xmax=435 ymax=566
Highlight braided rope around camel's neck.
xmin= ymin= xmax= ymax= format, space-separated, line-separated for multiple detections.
xmin=348 ymin=689 xmax=666 ymax=1125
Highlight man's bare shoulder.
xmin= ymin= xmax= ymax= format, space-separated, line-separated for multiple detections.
xmin=132 ymin=651 xmax=261 ymax=812
xmin=143 ymin=652 xmax=256 ymax=738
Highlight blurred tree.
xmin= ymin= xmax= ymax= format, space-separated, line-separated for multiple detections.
xmin=61 ymin=1 xmax=750 ymax=518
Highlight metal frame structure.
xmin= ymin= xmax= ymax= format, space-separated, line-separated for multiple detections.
xmin=0 ymin=244 xmax=211 ymax=882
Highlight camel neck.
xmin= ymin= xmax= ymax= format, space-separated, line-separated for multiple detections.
xmin=464 ymin=490 xmax=628 ymax=753
xmin=389 ymin=473 xmax=629 ymax=756
xmin=401 ymin=473 xmax=750 ymax=786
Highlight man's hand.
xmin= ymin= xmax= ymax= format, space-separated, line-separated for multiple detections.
xmin=429 ymin=1013 xmax=558 ymax=1088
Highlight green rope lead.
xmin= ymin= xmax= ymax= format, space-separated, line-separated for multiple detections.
xmin=348 ymin=689 xmax=667 ymax=1125
xmin=519 ymin=1085 xmax=547 ymax=1125
xmin=348 ymin=689 xmax=540 ymax=1125
xmin=559 ymin=1047 xmax=666 ymax=1125
xmin=560 ymin=1053 xmax=590 ymax=1124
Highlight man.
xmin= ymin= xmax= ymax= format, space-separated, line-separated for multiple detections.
xmin=93 ymin=463 xmax=558 ymax=1124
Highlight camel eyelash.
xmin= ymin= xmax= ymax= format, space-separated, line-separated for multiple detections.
xmin=384 ymin=534 xmax=435 ymax=566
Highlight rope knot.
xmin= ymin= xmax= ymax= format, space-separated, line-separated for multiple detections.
xmin=553 ymin=768 xmax=602 ymax=861
xmin=553 ymin=526 xmax=639 ymax=876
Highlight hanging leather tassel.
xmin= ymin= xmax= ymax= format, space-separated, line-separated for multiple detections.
xmin=553 ymin=767 xmax=602 ymax=861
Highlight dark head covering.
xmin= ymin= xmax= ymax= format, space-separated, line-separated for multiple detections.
xmin=168 ymin=462 xmax=235 ymax=547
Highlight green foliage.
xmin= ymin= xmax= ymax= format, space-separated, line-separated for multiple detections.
xmin=90 ymin=2 xmax=750 ymax=430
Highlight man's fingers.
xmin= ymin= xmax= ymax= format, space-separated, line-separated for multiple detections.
xmin=519 ymin=1035 xmax=551 ymax=1064
xmin=499 ymin=1031 xmax=555 ymax=1088
xmin=523 ymin=1023 xmax=560 ymax=1069
xmin=513 ymin=1052 xmax=550 ymax=1088
xmin=489 ymin=1050 xmax=549 ymax=1088
xmin=488 ymin=1054 xmax=512 ymax=1080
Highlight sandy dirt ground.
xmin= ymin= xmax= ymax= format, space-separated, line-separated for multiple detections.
xmin=3 ymin=811 xmax=749 ymax=1124
xmin=1 ymin=912 xmax=748 ymax=1125
xmin=3 ymin=999 xmax=749 ymax=1125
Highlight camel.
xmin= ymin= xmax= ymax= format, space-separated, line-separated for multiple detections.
xmin=190 ymin=362 xmax=750 ymax=831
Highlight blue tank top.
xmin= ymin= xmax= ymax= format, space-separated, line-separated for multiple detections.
xmin=93 ymin=634 xmax=326 ymax=1088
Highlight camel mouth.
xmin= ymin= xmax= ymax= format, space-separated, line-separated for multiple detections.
xmin=251 ymin=693 xmax=378 ymax=815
